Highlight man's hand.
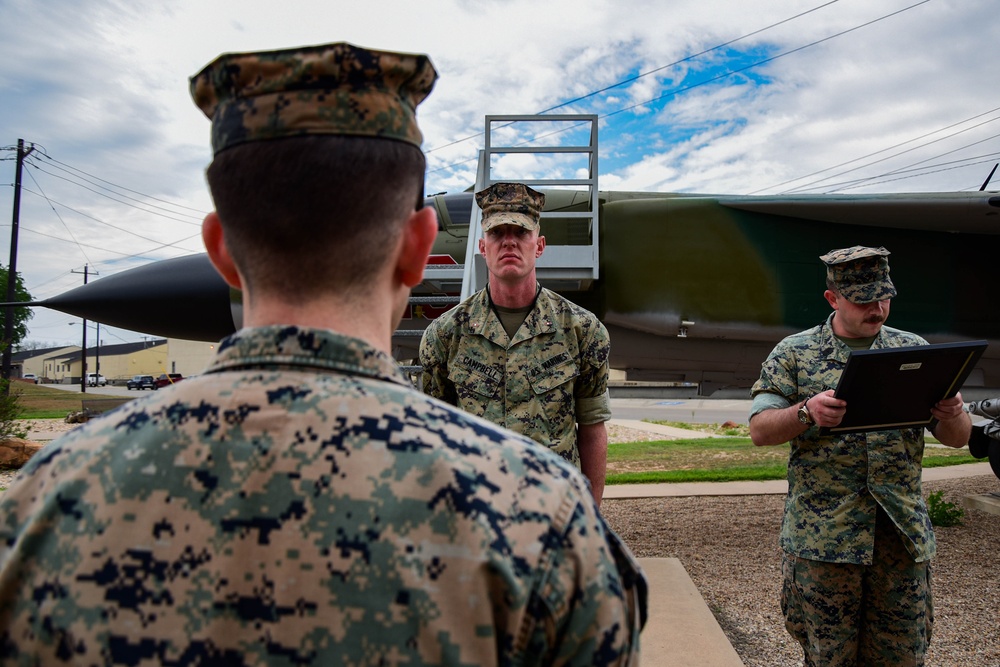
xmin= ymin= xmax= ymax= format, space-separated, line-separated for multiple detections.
xmin=931 ymin=391 xmax=972 ymax=448
xmin=931 ymin=393 xmax=966 ymax=422
xmin=807 ymin=389 xmax=847 ymax=428
xmin=750 ymin=389 xmax=847 ymax=447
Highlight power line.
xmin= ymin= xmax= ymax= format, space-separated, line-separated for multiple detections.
xmin=780 ymin=118 xmax=1000 ymax=194
xmin=424 ymin=1 xmax=845 ymax=159
xmin=23 ymin=169 xmax=94 ymax=268
xmin=426 ymin=0 xmax=932 ymax=178
xmin=19 ymin=186 xmax=201 ymax=247
xmin=750 ymin=106 xmax=1000 ymax=194
xmin=26 ymin=161 xmax=202 ymax=225
xmin=34 ymin=151 xmax=206 ymax=215
xmin=824 ymin=155 xmax=1000 ymax=193
xmin=15 ymin=222 xmax=202 ymax=260
xmin=536 ymin=0 xmax=843 ymax=115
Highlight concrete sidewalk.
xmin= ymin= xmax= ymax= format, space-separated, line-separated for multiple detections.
xmin=609 ymin=418 xmax=728 ymax=439
xmin=638 ymin=558 xmax=746 ymax=667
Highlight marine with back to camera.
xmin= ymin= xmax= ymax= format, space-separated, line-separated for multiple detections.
xmin=0 ymin=41 xmax=646 ymax=665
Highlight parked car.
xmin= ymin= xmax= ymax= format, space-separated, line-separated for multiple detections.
xmin=127 ymin=374 xmax=156 ymax=390
xmin=21 ymin=373 xmax=38 ymax=384
xmin=154 ymin=373 xmax=184 ymax=389
xmin=86 ymin=373 xmax=108 ymax=387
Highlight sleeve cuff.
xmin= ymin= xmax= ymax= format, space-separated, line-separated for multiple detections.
xmin=749 ymin=392 xmax=792 ymax=420
xmin=577 ymin=390 xmax=611 ymax=425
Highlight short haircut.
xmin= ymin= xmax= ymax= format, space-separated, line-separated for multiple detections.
xmin=206 ymin=135 xmax=425 ymax=301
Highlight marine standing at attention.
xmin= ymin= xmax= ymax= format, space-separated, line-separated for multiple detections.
xmin=749 ymin=245 xmax=970 ymax=666
xmin=419 ymin=182 xmax=613 ymax=505
xmin=0 ymin=43 xmax=646 ymax=665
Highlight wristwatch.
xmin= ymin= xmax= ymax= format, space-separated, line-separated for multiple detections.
xmin=797 ymin=398 xmax=814 ymax=426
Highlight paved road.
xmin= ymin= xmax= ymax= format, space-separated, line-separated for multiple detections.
xmin=41 ymin=382 xmax=753 ymax=424
xmin=611 ymin=398 xmax=751 ymax=425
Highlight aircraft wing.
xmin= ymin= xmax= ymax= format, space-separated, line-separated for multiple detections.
xmin=25 ymin=190 xmax=1000 ymax=395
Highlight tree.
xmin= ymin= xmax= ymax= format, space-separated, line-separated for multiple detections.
xmin=16 ymin=340 xmax=57 ymax=353
xmin=0 ymin=265 xmax=33 ymax=352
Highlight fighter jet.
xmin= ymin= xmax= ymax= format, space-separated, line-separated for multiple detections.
xmin=29 ymin=187 xmax=1000 ymax=396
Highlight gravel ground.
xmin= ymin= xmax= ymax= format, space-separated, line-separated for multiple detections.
xmin=3 ymin=422 xmax=998 ymax=666
xmin=601 ymin=425 xmax=1000 ymax=667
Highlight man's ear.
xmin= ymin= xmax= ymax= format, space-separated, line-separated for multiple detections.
xmin=202 ymin=212 xmax=243 ymax=289
xmin=397 ymin=206 xmax=439 ymax=288
xmin=535 ymin=234 xmax=546 ymax=258
xmin=823 ymin=289 xmax=839 ymax=310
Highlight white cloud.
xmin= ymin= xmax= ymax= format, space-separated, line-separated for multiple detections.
xmin=1 ymin=0 xmax=998 ymax=346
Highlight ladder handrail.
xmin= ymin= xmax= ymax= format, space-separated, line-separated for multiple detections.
xmin=460 ymin=114 xmax=599 ymax=300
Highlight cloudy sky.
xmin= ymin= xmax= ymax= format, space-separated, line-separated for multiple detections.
xmin=1 ymin=0 xmax=998 ymax=350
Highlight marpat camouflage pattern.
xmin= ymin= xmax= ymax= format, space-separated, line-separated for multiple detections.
xmin=781 ymin=509 xmax=934 ymax=664
xmin=750 ymin=313 xmax=934 ymax=564
xmin=0 ymin=326 xmax=645 ymax=665
xmin=476 ymin=182 xmax=545 ymax=233
xmin=190 ymin=42 xmax=437 ymax=155
xmin=820 ymin=245 xmax=897 ymax=304
xmin=420 ymin=288 xmax=611 ymax=467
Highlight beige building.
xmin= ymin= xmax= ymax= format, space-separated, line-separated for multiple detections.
xmin=35 ymin=337 xmax=218 ymax=384
xmin=43 ymin=339 xmax=169 ymax=384
xmin=11 ymin=345 xmax=80 ymax=381
xmin=167 ymin=338 xmax=217 ymax=378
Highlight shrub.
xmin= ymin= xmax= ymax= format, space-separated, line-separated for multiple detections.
xmin=927 ymin=490 xmax=964 ymax=527
xmin=0 ymin=379 xmax=27 ymax=440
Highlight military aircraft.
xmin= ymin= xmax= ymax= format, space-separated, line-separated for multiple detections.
xmin=30 ymin=187 xmax=1000 ymax=397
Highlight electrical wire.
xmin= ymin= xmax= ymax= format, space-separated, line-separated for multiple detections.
xmin=426 ymin=0 xmax=932 ymax=178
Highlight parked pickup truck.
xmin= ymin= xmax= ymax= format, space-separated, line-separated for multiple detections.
xmin=154 ymin=373 xmax=184 ymax=389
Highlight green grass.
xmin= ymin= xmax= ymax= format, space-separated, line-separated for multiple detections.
xmin=9 ymin=383 xmax=115 ymax=418
xmin=607 ymin=464 xmax=789 ymax=485
xmin=606 ymin=434 xmax=982 ymax=485
xmin=1 ymin=392 xmax=986 ymax=488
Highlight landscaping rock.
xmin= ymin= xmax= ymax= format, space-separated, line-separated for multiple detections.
xmin=0 ymin=438 xmax=43 ymax=468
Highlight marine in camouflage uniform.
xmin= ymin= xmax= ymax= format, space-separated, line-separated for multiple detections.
xmin=0 ymin=43 xmax=646 ymax=665
xmin=419 ymin=286 xmax=610 ymax=464
xmin=419 ymin=183 xmax=612 ymax=503
xmin=749 ymin=246 xmax=971 ymax=667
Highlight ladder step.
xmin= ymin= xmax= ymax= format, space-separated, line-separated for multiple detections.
xmin=409 ymin=295 xmax=460 ymax=306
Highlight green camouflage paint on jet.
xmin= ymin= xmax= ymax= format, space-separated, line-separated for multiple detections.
xmin=29 ymin=189 xmax=1000 ymax=395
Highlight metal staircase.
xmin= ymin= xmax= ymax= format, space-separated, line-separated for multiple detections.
xmin=394 ymin=114 xmax=601 ymax=375
xmin=462 ymin=114 xmax=601 ymax=299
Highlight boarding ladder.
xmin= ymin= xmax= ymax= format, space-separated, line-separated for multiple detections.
xmin=462 ymin=114 xmax=600 ymax=298
xmin=394 ymin=114 xmax=600 ymax=379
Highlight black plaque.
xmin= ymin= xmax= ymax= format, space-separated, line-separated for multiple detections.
xmin=823 ymin=340 xmax=988 ymax=435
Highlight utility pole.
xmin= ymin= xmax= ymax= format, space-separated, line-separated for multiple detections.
xmin=71 ymin=265 xmax=90 ymax=393
xmin=3 ymin=139 xmax=34 ymax=395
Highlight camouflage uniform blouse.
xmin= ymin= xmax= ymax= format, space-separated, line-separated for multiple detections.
xmin=750 ymin=314 xmax=935 ymax=565
xmin=419 ymin=288 xmax=611 ymax=467
xmin=0 ymin=326 xmax=645 ymax=665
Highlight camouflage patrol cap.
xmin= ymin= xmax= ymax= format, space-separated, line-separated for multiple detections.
xmin=820 ymin=245 xmax=897 ymax=304
xmin=476 ymin=182 xmax=545 ymax=232
xmin=190 ymin=42 xmax=438 ymax=155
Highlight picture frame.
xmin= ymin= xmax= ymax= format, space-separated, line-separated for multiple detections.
xmin=822 ymin=340 xmax=988 ymax=435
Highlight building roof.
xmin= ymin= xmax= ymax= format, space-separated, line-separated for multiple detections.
xmin=12 ymin=345 xmax=80 ymax=362
xmin=49 ymin=339 xmax=167 ymax=363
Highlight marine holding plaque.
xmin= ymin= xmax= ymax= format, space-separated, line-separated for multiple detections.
xmin=748 ymin=245 xmax=973 ymax=666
